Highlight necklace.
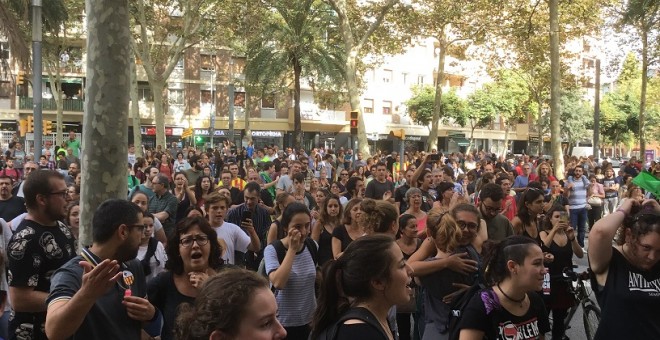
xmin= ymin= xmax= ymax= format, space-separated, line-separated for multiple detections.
xmin=497 ymin=283 xmax=526 ymax=307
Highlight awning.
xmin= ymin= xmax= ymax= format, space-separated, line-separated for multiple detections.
xmin=450 ymin=137 xmax=470 ymax=147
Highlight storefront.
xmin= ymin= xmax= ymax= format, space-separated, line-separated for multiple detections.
xmin=252 ymin=130 xmax=284 ymax=148
xmin=137 ymin=126 xmax=184 ymax=148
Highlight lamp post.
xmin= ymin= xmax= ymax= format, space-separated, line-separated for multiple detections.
xmin=228 ymin=59 xmax=235 ymax=149
xmin=210 ymin=69 xmax=215 ymax=148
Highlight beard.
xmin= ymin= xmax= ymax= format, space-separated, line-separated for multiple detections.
xmin=45 ymin=203 xmax=67 ymax=222
xmin=116 ymin=239 xmax=140 ymax=262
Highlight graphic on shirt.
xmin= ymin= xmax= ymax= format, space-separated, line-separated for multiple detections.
xmin=15 ymin=322 xmax=34 ymax=340
xmin=123 ymin=270 xmax=135 ymax=286
xmin=40 ymin=232 xmax=64 ymax=259
xmin=628 ymin=272 xmax=660 ymax=296
xmin=27 ymin=274 xmax=38 ymax=287
xmin=32 ymin=254 xmax=41 ymax=269
xmin=9 ymin=237 xmax=29 ymax=260
xmin=497 ymin=318 xmax=541 ymax=340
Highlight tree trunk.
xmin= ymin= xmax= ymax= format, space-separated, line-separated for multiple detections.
xmin=151 ymin=80 xmax=167 ymax=149
xmin=537 ymin=101 xmax=543 ymax=155
xmin=428 ymin=31 xmax=447 ymax=152
xmin=48 ymin=68 xmax=65 ymax=146
xmin=130 ymin=51 xmax=143 ymax=157
xmin=549 ymin=0 xmax=564 ymax=180
xmin=79 ymin=0 xmax=131 ymax=247
xmin=293 ymin=58 xmax=303 ymax=150
xmin=244 ymin=87 xmax=252 ymax=145
xmin=639 ymin=28 xmax=648 ymax=161
xmin=503 ymin=123 xmax=510 ymax=158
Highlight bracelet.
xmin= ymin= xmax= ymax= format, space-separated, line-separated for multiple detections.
xmin=616 ymin=208 xmax=629 ymax=218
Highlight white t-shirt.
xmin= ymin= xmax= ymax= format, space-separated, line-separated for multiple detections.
xmin=136 ymin=239 xmax=167 ymax=282
xmin=214 ymin=221 xmax=250 ymax=265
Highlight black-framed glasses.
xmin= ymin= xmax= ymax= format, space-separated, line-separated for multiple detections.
xmin=481 ymin=203 xmax=502 ymax=213
xmin=457 ymin=220 xmax=479 ymax=230
xmin=179 ymin=235 xmax=209 ymax=247
xmin=47 ymin=190 xmax=69 ymax=199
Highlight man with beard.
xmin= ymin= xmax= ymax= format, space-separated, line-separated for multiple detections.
xmin=226 ymin=182 xmax=271 ymax=270
xmin=45 ymin=199 xmax=156 ymax=339
xmin=183 ymin=155 xmax=203 ymax=186
xmin=7 ymin=170 xmax=76 ymax=340
xmin=148 ymin=174 xmax=178 ymax=237
xmin=478 ymin=183 xmax=514 ymax=241
xmin=128 ymin=166 xmax=159 ymax=200
xmin=0 ymin=175 xmax=26 ymax=221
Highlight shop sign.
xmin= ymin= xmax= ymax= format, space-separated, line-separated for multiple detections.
xmin=194 ymin=129 xmax=228 ymax=136
xmin=252 ymin=131 xmax=282 ymax=138
xmin=140 ymin=127 xmax=183 ymax=136
xmin=405 ymin=136 xmax=422 ymax=141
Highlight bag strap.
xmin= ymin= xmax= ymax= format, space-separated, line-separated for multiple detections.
xmin=305 ymin=238 xmax=318 ymax=265
xmin=273 ymin=239 xmax=287 ymax=265
xmin=327 ymin=307 xmax=389 ymax=340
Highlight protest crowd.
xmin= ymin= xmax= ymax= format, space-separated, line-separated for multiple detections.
xmin=0 ymin=135 xmax=658 ymax=340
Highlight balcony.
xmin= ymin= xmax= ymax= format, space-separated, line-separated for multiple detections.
xmin=19 ymin=97 xmax=84 ymax=112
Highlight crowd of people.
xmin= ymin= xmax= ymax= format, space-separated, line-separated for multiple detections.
xmin=0 ymin=137 xmax=658 ymax=340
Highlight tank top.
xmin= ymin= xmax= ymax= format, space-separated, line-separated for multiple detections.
xmin=592 ymin=248 xmax=660 ymax=339
xmin=318 ymin=224 xmax=334 ymax=266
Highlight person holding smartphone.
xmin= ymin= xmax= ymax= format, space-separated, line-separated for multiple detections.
xmin=539 ymin=205 xmax=584 ymax=340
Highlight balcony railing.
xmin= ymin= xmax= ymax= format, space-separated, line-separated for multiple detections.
xmin=19 ymin=97 xmax=84 ymax=112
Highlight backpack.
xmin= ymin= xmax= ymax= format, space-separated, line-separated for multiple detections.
xmin=446 ymin=283 xmax=485 ymax=340
xmin=257 ymin=237 xmax=318 ymax=280
xmin=140 ymin=237 xmax=161 ymax=276
xmin=315 ymin=307 xmax=389 ymax=340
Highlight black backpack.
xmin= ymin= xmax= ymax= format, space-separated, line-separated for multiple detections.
xmin=446 ymin=283 xmax=485 ymax=340
xmin=315 ymin=307 xmax=389 ymax=340
xmin=258 ymin=237 xmax=319 ymax=280
xmin=140 ymin=237 xmax=161 ymax=276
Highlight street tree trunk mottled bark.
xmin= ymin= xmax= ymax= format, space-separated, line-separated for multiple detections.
xmin=130 ymin=50 xmax=143 ymax=157
xmin=549 ymin=0 xmax=564 ymax=180
xmin=79 ymin=0 xmax=131 ymax=247
xmin=428 ymin=31 xmax=447 ymax=152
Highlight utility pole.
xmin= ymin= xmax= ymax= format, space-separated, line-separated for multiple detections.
xmin=593 ymin=59 xmax=601 ymax=160
xmin=32 ymin=0 xmax=43 ymax=160
xmin=210 ymin=70 xmax=215 ymax=148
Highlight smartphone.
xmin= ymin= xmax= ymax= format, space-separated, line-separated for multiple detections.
xmin=428 ymin=154 xmax=440 ymax=161
xmin=241 ymin=210 xmax=252 ymax=223
xmin=559 ymin=211 xmax=568 ymax=224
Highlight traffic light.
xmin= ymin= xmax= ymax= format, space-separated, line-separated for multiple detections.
xmin=17 ymin=71 xmax=25 ymax=85
xmin=19 ymin=120 xmax=27 ymax=137
xmin=389 ymin=129 xmax=405 ymax=139
xmin=27 ymin=116 xmax=34 ymax=133
xmin=350 ymin=110 xmax=358 ymax=135
xmin=43 ymin=120 xmax=53 ymax=135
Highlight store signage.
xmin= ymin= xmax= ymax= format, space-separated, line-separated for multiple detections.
xmin=194 ymin=129 xmax=228 ymax=136
xmin=140 ymin=127 xmax=183 ymax=136
xmin=252 ymin=131 xmax=282 ymax=137
xmin=405 ymin=136 xmax=422 ymax=141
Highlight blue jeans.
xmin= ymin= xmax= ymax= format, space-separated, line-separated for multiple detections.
xmin=570 ymin=207 xmax=588 ymax=247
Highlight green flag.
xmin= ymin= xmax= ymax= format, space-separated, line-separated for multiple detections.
xmin=632 ymin=171 xmax=660 ymax=198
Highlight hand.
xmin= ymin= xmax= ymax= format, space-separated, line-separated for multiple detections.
xmin=188 ymin=271 xmax=209 ymax=289
xmin=122 ymin=295 xmax=156 ymax=322
xmin=382 ymin=190 xmax=392 ymax=201
xmin=442 ymin=283 xmax=470 ymax=304
xmin=445 ymin=252 xmax=478 ymax=276
xmin=288 ymin=228 xmax=303 ymax=251
xmin=543 ymin=252 xmax=555 ymax=263
xmin=241 ymin=218 xmax=255 ymax=234
xmin=311 ymin=209 xmax=320 ymax=220
xmin=504 ymin=200 xmax=512 ymax=209
xmin=565 ymin=226 xmax=575 ymax=240
xmin=78 ymin=259 xmax=122 ymax=300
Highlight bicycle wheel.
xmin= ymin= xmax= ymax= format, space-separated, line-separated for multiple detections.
xmin=582 ymin=303 xmax=601 ymax=340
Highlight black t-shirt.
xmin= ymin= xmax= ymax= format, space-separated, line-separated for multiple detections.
xmin=0 ymin=195 xmax=26 ymax=221
xmin=8 ymin=219 xmax=76 ymax=340
xmin=458 ymin=288 xmax=550 ymax=340
xmin=364 ymin=179 xmax=394 ymax=200
xmin=148 ymin=271 xmax=195 ymax=340
xmin=592 ymin=248 xmax=660 ymax=339
xmin=47 ymin=254 xmax=147 ymax=340
xmin=332 ymin=225 xmax=356 ymax=253
xmin=394 ymin=184 xmax=410 ymax=214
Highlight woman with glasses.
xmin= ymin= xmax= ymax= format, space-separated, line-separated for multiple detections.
xmin=588 ymin=198 xmax=660 ymax=339
xmin=412 ymin=208 xmax=481 ymax=340
xmin=147 ymin=216 xmax=224 ymax=340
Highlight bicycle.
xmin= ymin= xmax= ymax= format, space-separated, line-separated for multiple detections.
xmin=551 ymin=267 xmax=601 ymax=340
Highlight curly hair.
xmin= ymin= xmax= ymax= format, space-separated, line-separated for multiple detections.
xmin=165 ymin=216 xmax=224 ymax=275
xmin=359 ymin=198 xmax=398 ymax=235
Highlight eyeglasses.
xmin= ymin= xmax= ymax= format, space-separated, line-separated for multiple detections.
xmin=481 ymin=204 xmax=502 ymax=213
xmin=457 ymin=220 xmax=479 ymax=230
xmin=47 ymin=190 xmax=69 ymax=199
xmin=25 ymin=167 xmax=37 ymax=171
xmin=179 ymin=235 xmax=209 ymax=247
xmin=126 ymin=224 xmax=146 ymax=233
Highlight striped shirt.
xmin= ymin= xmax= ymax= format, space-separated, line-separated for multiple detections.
xmin=566 ymin=175 xmax=589 ymax=209
xmin=264 ymin=242 xmax=317 ymax=327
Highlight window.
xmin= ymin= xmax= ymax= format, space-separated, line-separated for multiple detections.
xmin=234 ymin=91 xmax=245 ymax=107
xmin=168 ymin=89 xmax=184 ymax=105
xmin=383 ymin=69 xmax=392 ymax=83
xmin=402 ymin=73 xmax=408 ymax=85
xmin=200 ymin=54 xmax=215 ymax=71
xmin=261 ymin=93 xmax=275 ymax=108
xmin=382 ymin=101 xmax=392 ymax=115
xmin=201 ymin=90 xmax=212 ymax=104
xmin=137 ymin=82 xmax=153 ymax=101
xmin=417 ymin=75 xmax=424 ymax=85
xmin=363 ymin=99 xmax=374 ymax=113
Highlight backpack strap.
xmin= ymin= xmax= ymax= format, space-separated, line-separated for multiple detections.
xmin=273 ymin=239 xmax=287 ymax=265
xmin=140 ymin=237 xmax=159 ymax=276
xmin=304 ymin=238 xmax=319 ymax=266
